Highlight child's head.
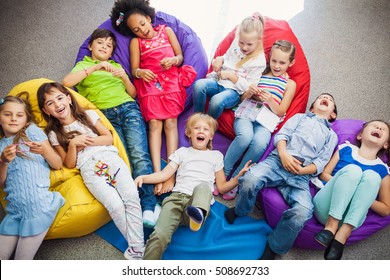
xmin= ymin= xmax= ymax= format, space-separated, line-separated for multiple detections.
xmin=0 ymin=92 xmax=34 ymax=142
xmin=111 ymin=0 xmax=156 ymax=37
xmin=357 ymin=120 xmax=390 ymax=162
xmin=37 ymin=82 xmax=100 ymax=150
xmin=309 ymin=93 xmax=338 ymax=122
xmin=185 ymin=113 xmax=218 ymax=150
xmin=236 ymin=12 xmax=264 ymax=68
xmin=263 ymin=40 xmax=296 ymax=76
xmin=88 ymin=28 xmax=117 ymax=61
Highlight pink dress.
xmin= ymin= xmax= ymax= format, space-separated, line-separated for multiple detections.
xmin=134 ymin=25 xmax=196 ymax=122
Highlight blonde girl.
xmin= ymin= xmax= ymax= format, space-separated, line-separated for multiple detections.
xmin=0 ymin=93 xmax=64 ymax=260
xmin=37 ymin=82 xmax=144 ymax=260
xmin=193 ymin=12 xmax=267 ymax=119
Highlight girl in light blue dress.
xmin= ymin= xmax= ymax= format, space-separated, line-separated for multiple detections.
xmin=0 ymin=94 xmax=64 ymax=260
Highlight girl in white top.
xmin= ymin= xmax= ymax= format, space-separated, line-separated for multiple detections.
xmin=134 ymin=113 xmax=252 ymax=259
xmin=37 ymin=82 xmax=144 ymax=260
xmin=193 ymin=12 xmax=267 ymax=119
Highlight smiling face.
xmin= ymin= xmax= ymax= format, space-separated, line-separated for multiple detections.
xmin=89 ymin=37 xmax=114 ymax=61
xmin=358 ymin=121 xmax=390 ymax=150
xmin=269 ymin=48 xmax=295 ymax=77
xmin=238 ymin=31 xmax=261 ymax=56
xmin=186 ymin=119 xmax=214 ymax=151
xmin=127 ymin=13 xmax=155 ymax=39
xmin=0 ymin=102 xmax=28 ymax=138
xmin=42 ymin=88 xmax=74 ymax=125
xmin=310 ymin=94 xmax=337 ymax=121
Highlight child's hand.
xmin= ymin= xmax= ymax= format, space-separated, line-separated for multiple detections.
xmin=137 ymin=69 xmax=156 ymax=82
xmin=25 ymin=141 xmax=44 ymax=155
xmin=257 ymin=90 xmax=273 ymax=103
xmin=0 ymin=144 xmax=17 ymax=164
xmin=237 ymin=160 xmax=255 ymax=177
xmin=69 ymin=135 xmax=93 ymax=149
xmin=247 ymin=84 xmax=261 ymax=97
xmin=159 ymin=57 xmax=176 ymax=69
xmin=96 ymin=61 xmax=115 ymax=72
xmin=134 ymin=176 xmax=143 ymax=188
xmin=218 ymin=70 xmax=234 ymax=81
xmin=111 ymin=68 xmax=128 ymax=79
xmin=280 ymin=153 xmax=303 ymax=174
xmin=212 ymin=57 xmax=223 ymax=72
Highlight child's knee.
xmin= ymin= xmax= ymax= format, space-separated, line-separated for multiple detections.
xmin=164 ymin=119 xmax=177 ymax=131
xmin=148 ymin=119 xmax=162 ymax=132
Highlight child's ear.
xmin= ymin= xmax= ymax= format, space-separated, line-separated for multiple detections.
xmin=330 ymin=111 xmax=337 ymax=121
xmin=383 ymin=141 xmax=389 ymax=150
xmin=289 ymin=59 xmax=296 ymax=67
xmin=356 ymin=133 xmax=362 ymax=141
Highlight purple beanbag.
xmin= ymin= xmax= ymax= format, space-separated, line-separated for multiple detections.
xmin=258 ymin=119 xmax=390 ymax=249
xmin=76 ymin=11 xmax=208 ymax=110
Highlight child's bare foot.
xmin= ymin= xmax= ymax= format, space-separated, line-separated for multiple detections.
xmin=162 ymin=175 xmax=175 ymax=192
xmin=154 ymin=182 xmax=163 ymax=195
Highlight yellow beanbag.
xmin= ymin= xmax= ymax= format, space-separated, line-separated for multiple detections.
xmin=0 ymin=78 xmax=131 ymax=239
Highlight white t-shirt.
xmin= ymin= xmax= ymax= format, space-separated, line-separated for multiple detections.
xmin=168 ymin=147 xmax=224 ymax=198
xmin=48 ymin=110 xmax=116 ymax=168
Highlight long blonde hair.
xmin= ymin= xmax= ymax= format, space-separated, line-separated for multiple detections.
xmin=185 ymin=113 xmax=218 ymax=150
xmin=236 ymin=12 xmax=265 ymax=68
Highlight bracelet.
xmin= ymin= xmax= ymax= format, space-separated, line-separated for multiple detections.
xmin=173 ymin=56 xmax=179 ymax=66
xmin=0 ymin=158 xmax=9 ymax=165
xmin=84 ymin=67 xmax=89 ymax=76
xmin=135 ymin=68 xmax=141 ymax=78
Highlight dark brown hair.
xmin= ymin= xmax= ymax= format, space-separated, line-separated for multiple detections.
xmin=88 ymin=28 xmax=117 ymax=53
xmin=37 ymin=82 xmax=100 ymax=151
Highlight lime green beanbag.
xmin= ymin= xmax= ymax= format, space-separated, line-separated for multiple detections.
xmin=0 ymin=78 xmax=131 ymax=239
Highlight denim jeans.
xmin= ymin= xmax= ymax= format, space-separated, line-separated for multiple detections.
xmin=101 ymin=101 xmax=156 ymax=212
xmin=236 ymin=154 xmax=313 ymax=254
xmin=224 ymin=118 xmax=271 ymax=178
xmin=313 ymin=164 xmax=381 ymax=229
xmin=193 ymin=78 xmax=240 ymax=119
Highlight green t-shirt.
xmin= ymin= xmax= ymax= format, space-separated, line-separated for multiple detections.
xmin=72 ymin=56 xmax=134 ymax=110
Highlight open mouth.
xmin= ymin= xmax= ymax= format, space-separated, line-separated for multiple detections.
xmin=56 ymin=107 xmax=66 ymax=114
xmin=371 ymin=131 xmax=381 ymax=138
xmin=196 ymin=135 xmax=205 ymax=142
xmin=320 ymin=99 xmax=329 ymax=106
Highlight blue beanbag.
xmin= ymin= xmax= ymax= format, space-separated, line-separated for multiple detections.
xmin=76 ymin=11 xmax=208 ymax=110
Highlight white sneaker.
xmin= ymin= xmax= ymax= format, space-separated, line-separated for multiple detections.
xmin=154 ymin=204 xmax=162 ymax=223
xmin=124 ymin=246 xmax=144 ymax=260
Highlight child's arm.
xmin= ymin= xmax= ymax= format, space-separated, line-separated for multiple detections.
xmin=134 ymin=164 xmax=178 ymax=187
xmin=277 ymin=140 xmax=310 ymax=175
xmin=130 ymin=38 xmax=156 ymax=83
xmin=259 ymin=79 xmax=296 ymax=116
xmin=212 ymin=56 xmax=224 ymax=72
xmin=88 ymin=119 xmax=113 ymax=147
xmin=371 ymin=175 xmax=390 ymax=216
xmin=62 ymin=62 xmax=116 ymax=87
xmin=216 ymin=160 xmax=253 ymax=194
xmin=159 ymin=27 xmax=183 ymax=69
xmin=26 ymin=140 xmax=63 ymax=170
xmin=319 ymin=150 xmax=340 ymax=182
xmin=0 ymin=144 xmax=17 ymax=186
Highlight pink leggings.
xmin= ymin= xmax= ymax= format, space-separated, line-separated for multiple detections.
xmin=0 ymin=230 xmax=48 ymax=260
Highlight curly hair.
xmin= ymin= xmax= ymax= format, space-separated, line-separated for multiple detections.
xmin=110 ymin=0 xmax=156 ymax=36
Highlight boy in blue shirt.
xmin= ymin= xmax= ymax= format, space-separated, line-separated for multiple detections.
xmin=225 ymin=93 xmax=338 ymax=259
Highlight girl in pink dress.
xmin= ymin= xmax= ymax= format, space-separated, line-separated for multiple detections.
xmin=113 ymin=0 xmax=196 ymax=193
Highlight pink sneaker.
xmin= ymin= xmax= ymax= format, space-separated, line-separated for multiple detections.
xmin=222 ymin=187 xmax=238 ymax=200
xmin=212 ymin=185 xmax=220 ymax=196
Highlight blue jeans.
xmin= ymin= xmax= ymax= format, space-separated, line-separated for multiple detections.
xmin=236 ymin=154 xmax=313 ymax=254
xmin=193 ymin=78 xmax=240 ymax=119
xmin=313 ymin=164 xmax=381 ymax=229
xmin=224 ymin=118 xmax=271 ymax=178
xmin=101 ymin=101 xmax=156 ymax=212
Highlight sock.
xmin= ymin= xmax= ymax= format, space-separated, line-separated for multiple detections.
xmin=224 ymin=207 xmax=238 ymax=224
xmin=186 ymin=206 xmax=204 ymax=232
xmin=153 ymin=204 xmax=162 ymax=223
xmin=260 ymin=242 xmax=276 ymax=260
xmin=142 ymin=210 xmax=155 ymax=228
